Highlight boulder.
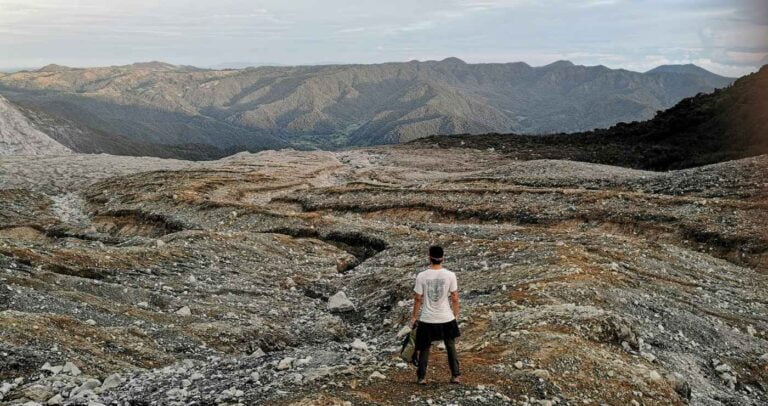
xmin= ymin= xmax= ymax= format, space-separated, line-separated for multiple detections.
xmin=101 ymin=374 xmax=122 ymax=390
xmin=46 ymin=394 xmax=63 ymax=405
xmin=369 ymin=371 xmax=386 ymax=380
xmin=62 ymin=362 xmax=81 ymax=376
xmin=328 ymin=291 xmax=355 ymax=312
xmin=22 ymin=385 xmax=54 ymax=402
xmin=277 ymin=357 xmax=295 ymax=370
xmin=175 ymin=306 xmax=192 ymax=316
xmin=350 ymin=338 xmax=369 ymax=351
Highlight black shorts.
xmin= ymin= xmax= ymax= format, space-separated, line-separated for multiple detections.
xmin=415 ymin=320 xmax=461 ymax=351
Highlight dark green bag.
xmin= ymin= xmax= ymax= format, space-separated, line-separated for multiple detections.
xmin=399 ymin=327 xmax=418 ymax=363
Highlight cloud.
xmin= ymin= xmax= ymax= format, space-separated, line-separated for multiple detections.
xmin=0 ymin=0 xmax=764 ymax=75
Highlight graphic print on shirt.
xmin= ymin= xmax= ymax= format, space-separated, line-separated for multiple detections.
xmin=426 ymin=278 xmax=445 ymax=303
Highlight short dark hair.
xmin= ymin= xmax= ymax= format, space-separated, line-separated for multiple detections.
xmin=429 ymin=245 xmax=444 ymax=264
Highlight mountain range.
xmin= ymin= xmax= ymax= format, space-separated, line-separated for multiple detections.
xmin=413 ymin=65 xmax=768 ymax=170
xmin=0 ymin=58 xmax=734 ymax=158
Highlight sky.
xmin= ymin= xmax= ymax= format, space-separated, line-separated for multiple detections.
xmin=0 ymin=0 xmax=766 ymax=76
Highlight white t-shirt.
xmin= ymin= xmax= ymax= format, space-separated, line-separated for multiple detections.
xmin=414 ymin=268 xmax=458 ymax=324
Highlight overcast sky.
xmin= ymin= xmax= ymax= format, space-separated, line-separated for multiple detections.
xmin=0 ymin=0 xmax=765 ymax=76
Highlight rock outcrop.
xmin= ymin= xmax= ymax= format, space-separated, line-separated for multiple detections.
xmin=0 ymin=95 xmax=70 ymax=156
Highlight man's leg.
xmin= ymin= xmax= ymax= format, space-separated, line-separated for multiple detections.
xmin=445 ymin=338 xmax=460 ymax=378
xmin=417 ymin=345 xmax=430 ymax=381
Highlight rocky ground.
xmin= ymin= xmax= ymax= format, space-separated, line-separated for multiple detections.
xmin=0 ymin=146 xmax=767 ymax=405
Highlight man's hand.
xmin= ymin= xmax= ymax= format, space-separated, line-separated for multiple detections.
xmin=412 ymin=293 xmax=423 ymax=328
xmin=450 ymin=290 xmax=460 ymax=320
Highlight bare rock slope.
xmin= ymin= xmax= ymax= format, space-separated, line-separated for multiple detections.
xmin=0 ymin=95 xmax=70 ymax=155
xmin=0 ymin=145 xmax=766 ymax=405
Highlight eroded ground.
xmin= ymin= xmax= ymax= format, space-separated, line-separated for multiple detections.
xmin=1 ymin=147 xmax=767 ymax=405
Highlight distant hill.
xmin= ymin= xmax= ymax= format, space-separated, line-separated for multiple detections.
xmin=410 ymin=65 xmax=768 ymax=170
xmin=0 ymin=59 xmax=734 ymax=157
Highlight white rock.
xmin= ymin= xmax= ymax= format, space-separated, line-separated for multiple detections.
xmin=514 ymin=361 xmax=524 ymax=369
xmin=62 ymin=362 xmax=82 ymax=376
xmin=648 ymin=370 xmax=663 ymax=381
xmin=190 ymin=372 xmax=205 ymax=381
xmin=296 ymin=357 xmax=312 ymax=367
xmin=175 ymin=306 xmax=192 ymax=316
xmin=277 ymin=357 xmax=295 ymax=370
xmin=46 ymin=394 xmax=63 ymax=405
xmin=101 ymin=374 xmax=122 ymax=390
xmin=251 ymin=347 xmax=266 ymax=358
xmin=641 ymin=352 xmax=657 ymax=363
xmin=85 ymin=319 xmax=97 ymax=326
xmin=396 ymin=325 xmax=412 ymax=338
xmin=328 ymin=291 xmax=355 ymax=312
xmin=369 ymin=371 xmax=387 ymax=380
xmin=350 ymin=338 xmax=369 ymax=351
xmin=715 ymin=363 xmax=731 ymax=373
xmin=23 ymin=385 xmax=53 ymax=402
xmin=72 ymin=379 xmax=101 ymax=397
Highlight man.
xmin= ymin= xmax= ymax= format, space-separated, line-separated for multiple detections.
xmin=410 ymin=245 xmax=461 ymax=385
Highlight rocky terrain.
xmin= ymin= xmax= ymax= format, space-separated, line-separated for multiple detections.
xmin=0 ymin=59 xmax=732 ymax=156
xmin=0 ymin=141 xmax=766 ymax=405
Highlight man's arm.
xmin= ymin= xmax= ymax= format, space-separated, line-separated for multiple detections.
xmin=450 ymin=291 xmax=460 ymax=319
xmin=411 ymin=293 xmax=423 ymax=326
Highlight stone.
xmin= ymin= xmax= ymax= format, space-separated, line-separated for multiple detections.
xmin=72 ymin=379 xmax=101 ymax=397
xmin=531 ymin=369 xmax=551 ymax=379
xmin=514 ymin=361 xmax=524 ymax=369
xmin=190 ymin=372 xmax=205 ymax=381
xmin=328 ymin=291 xmax=355 ymax=312
xmin=251 ymin=347 xmax=266 ymax=358
xmin=714 ymin=363 xmax=731 ymax=372
xmin=46 ymin=394 xmax=63 ymax=405
xmin=665 ymin=373 xmax=691 ymax=400
xmin=62 ymin=362 xmax=81 ymax=376
xmin=277 ymin=357 xmax=295 ymax=370
xmin=41 ymin=363 xmax=63 ymax=375
xmin=396 ymin=325 xmax=412 ymax=338
xmin=641 ymin=352 xmax=657 ymax=363
xmin=85 ymin=319 xmax=97 ymax=326
xmin=287 ymin=373 xmax=304 ymax=384
xmin=350 ymin=338 xmax=369 ymax=351
xmin=175 ymin=306 xmax=192 ymax=316
xmin=369 ymin=371 xmax=386 ymax=380
xmin=22 ymin=385 xmax=54 ymax=402
xmin=296 ymin=356 xmax=312 ymax=367
xmin=305 ymin=367 xmax=333 ymax=382
xmin=101 ymin=374 xmax=122 ymax=390
xmin=648 ymin=370 xmax=663 ymax=381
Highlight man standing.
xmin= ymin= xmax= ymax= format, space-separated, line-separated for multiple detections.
xmin=410 ymin=245 xmax=461 ymax=384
